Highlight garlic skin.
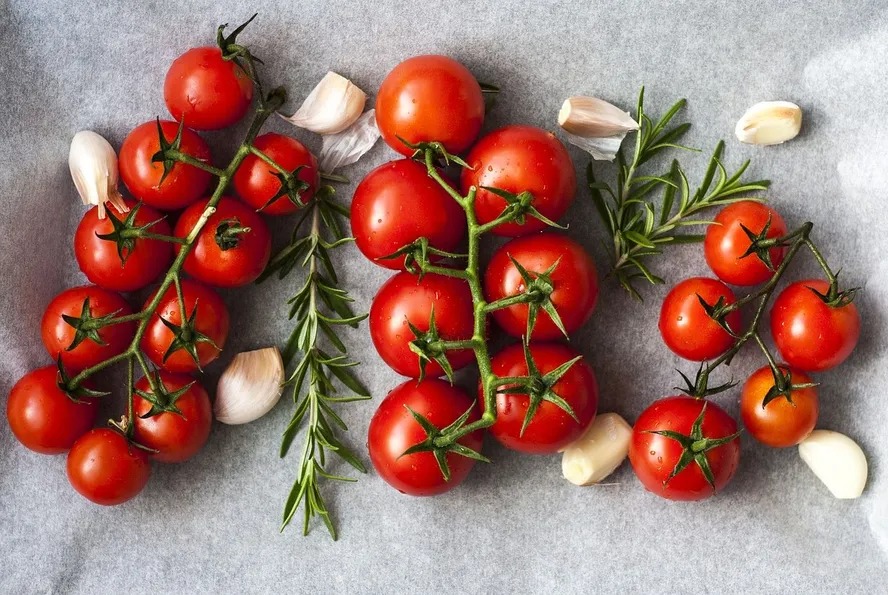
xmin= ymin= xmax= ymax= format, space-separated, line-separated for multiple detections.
xmin=215 ymin=347 xmax=285 ymax=425
xmin=558 ymin=96 xmax=639 ymax=162
xmin=798 ymin=429 xmax=868 ymax=499
xmin=319 ymin=109 xmax=381 ymax=172
xmin=735 ymin=101 xmax=802 ymax=145
xmin=69 ymin=131 xmax=128 ymax=219
xmin=561 ymin=413 xmax=633 ymax=486
xmin=281 ymin=71 xmax=367 ymax=135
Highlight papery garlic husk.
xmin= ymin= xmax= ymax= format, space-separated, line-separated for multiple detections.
xmin=798 ymin=429 xmax=868 ymax=499
xmin=558 ymin=96 xmax=639 ymax=162
xmin=319 ymin=109 xmax=381 ymax=172
xmin=561 ymin=413 xmax=633 ymax=486
xmin=281 ymin=71 xmax=367 ymax=135
xmin=69 ymin=130 xmax=128 ymax=219
xmin=215 ymin=347 xmax=285 ymax=425
xmin=735 ymin=101 xmax=802 ymax=145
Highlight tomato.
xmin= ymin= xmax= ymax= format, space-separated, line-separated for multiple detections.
xmin=629 ymin=396 xmax=740 ymax=501
xmin=41 ymin=285 xmax=135 ymax=371
xmin=704 ymin=201 xmax=788 ymax=286
xmin=368 ymin=378 xmax=483 ymax=496
xmin=740 ymin=365 xmax=818 ymax=448
xmin=770 ymin=279 xmax=860 ymax=372
xmin=351 ymin=159 xmax=466 ymax=270
xmin=461 ymin=125 xmax=576 ymax=237
xmin=483 ymin=342 xmax=598 ymax=454
xmin=174 ymin=196 xmax=271 ymax=287
xmin=659 ymin=277 xmax=742 ymax=361
xmin=6 ymin=366 xmax=98 ymax=454
xmin=67 ymin=428 xmax=151 ymax=505
xmin=484 ymin=233 xmax=598 ymax=339
xmin=74 ymin=200 xmax=174 ymax=292
xmin=232 ymin=133 xmax=319 ymax=215
xmin=118 ymin=120 xmax=213 ymax=210
xmin=141 ymin=280 xmax=229 ymax=373
xmin=132 ymin=373 xmax=212 ymax=463
xmin=376 ymin=55 xmax=484 ymax=157
xmin=164 ymin=46 xmax=253 ymax=130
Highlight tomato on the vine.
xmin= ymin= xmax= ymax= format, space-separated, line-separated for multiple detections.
xmin=232 ymin=133 xmax=319 ymax=215
xmin=740 ymin=365 xmax=818 ymax=448
xmin=704 ymin=201 xmax=788 ymax=286
xmin=132 ymin=373 xmax=212 ymax=463
xmin=67 ymin=428 xmax=151 ymax=506
xmin=659 ymin=277 xmax=742 ymax=361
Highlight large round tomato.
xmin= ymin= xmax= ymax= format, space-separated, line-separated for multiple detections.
xmin=376 ymin=55 xmax=484 ymax=157
xmin=75 ymin=200 xmax=174 ymax=292
xmin=41 ymin=285 xmax=135 ymax=371
xmin=368 ymin=378 xmax=484 ymax=496
xmin=118 ymin=120 xmax=213 ymax=210
xmin=659 ymin=277 xmax=742 ymax=361
xmin=704 ymin=201 xmax=788 ymax=286
xmin=132 ymin=373 xmax=212 ymax=463
xmin=483 ymin=342 xmax=598 ymax=454
xmin=164 ymin=46 xmax=253 ymax=130
xmin=770 ymin=280 xmax=860 ymax=372
xmin=740 ymin=365 xmax=818 ymax=448
xmin=6 ymin=366 xmax=98 ymax=454
xmin=174 ymin=196 xmax=271 ymax=287
xmin=67 ymin=428 xmax=151 ymax=505
xmin=484 ymin=233 xmax=598 ymax=339
xmin=629 ymin=396 xmax=740 ymax=501
xmin=232 ymin=133 xmax=319 ymax=215
xmin=461 ymin=125 xmax=576 ymax=237
xmin=351 ymin=159 xmax=466 ymax=270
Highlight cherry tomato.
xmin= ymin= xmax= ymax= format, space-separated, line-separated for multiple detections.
xmin=75 ymin=200 xmax=173 ymax=292
xmin=484 ymin=233 xmax=598 ymax=339
xmin=659 ymin=277 xmax=742 ymax=361
xmin=770 ymin=279 xmax=860 ymax=372
xmin=6 ymin=366 xmax=98 ymax=454
xmin=629 ymin=396 xmax=740 ymax=501
xmin=67 ymin=428 xmax=151 ymax=505
xmin=132 ymin=373 xmax=212 ymax=463
xmin=164 ymin=46 xmax=253 ymax=130
xmin=740 ymin=365 xmax=818 ymax=448
xmin=461 ymin=125 xmax=576 ymax=237
xmin=368 ymin=378 xmax=483 ymax=496
xmin=351 ymin=159 xmax=466 ymax=270
xmin=704 ymin=201 xmax=788 ymax=286
xmin=118 ymin=120 xmax=213 ymax=210
xmin=376 ymin=55 xmax=484 ymax=157
xmin=232 ymin=133 xmax=319 ymax=215
xmin=483 ymin=342 xmax=598 ymax=454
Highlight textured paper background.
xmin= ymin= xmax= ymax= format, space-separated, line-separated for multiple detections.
xmin=1 ymin=0 xmax=887 ymax=593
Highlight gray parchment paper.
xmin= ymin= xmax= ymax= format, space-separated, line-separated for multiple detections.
xmin=1 ymin=1 xmax=887 ymax=593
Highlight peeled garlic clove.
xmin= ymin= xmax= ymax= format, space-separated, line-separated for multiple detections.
xmin=281 ymin=71 xmax=367 ymax=135
xmin=798 ymin=429 xmax=868 ymax=499
xmin=318 ymin=109 xmax=381 ymax=172
xmin=215 ymin=347 xmax=285 ymax=425
xmin=735 ymin=101 xmax=802 ymax=145
xmin=558 ymin=96 xmax=639 ymax=162
xmin=561 ymin=413 xmax=633 ymax=486
xmin=69 ymin=131 xmax=128 ymax=219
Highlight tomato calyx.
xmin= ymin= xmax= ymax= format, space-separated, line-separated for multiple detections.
xmin=400 ymin=138 xmax=471 ymax=169
xmin=55 ymin=356 xmax=110 ymax=402
xmin=400 ymin=404 xmax=489 ymax=481
xmin=216 ymin=13 xmax=261 ymax=68
xmin=379 ymin=237 xmax=467 ymax=276
xmin=738 ymin=215 xmax=781 ymax=271
xmin=159 ymin=303 xmax=220 ymax=369
xmin=95 ymin=202 xmax=170 ymax=264
xmin=149 ymin=118 xmax=190 ymax=186
xmin=696 ymin=293 xmax=739 ymax=338
xmin=61 ymin=297 xmax=123 ymax=351
xmin=259 ymin=165 xmax=310 ymax=212
xmin=675 ymin=362 xmax=738 ymax=399
xmin=134 ymin=372 xmax=194 ymax=419
xmin=808 ymin=280 xmax=861 ymax=309
xmin=481 ymin=186 xmax=566 ymax=230
xmin=406 ymin=307 xmax=460 ymax=382
xmin=214 ymin=217 xmax=251 ymax=250
xmin=760 ymin=366 xmax=819 ymax=408
xmin=506 ymin=254 xmax=568 ymax=338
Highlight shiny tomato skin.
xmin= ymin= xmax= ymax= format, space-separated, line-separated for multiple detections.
xmin=484 ymin=233 xmax=598 ymax=339
xmin=461 ymin=125 xmax=576 ymax=237
xmin=740 ymin=365 xmax=818 ymax=448
xmin=704 ymin=201 xmax=788 ymax=286
xmin=132 ymin=373 xmax=212 ymax=463
xmin=118 ymin=120 xmax=213 ymax=211
xmin=368 ymin=379 xmax=483 ymax=496
xmin=232 ymin=133 xmax=319 ymax=215
xmin=770 ymin=279 xmax=860 ymax=372
xmin=659 ymin=277 xmax=742 ymax=361
xmin=66 ymin=428 xmax=151 ymax=506
xmin=376 ymin=55 xmax=484 ymax=157
xmin=483 ymin=342 xmax=598 ymax=454
xmin=164 ymin=46 xmax=253 ymax=130
xmin=351 ymin=159 xmax=466 ymax=269
xmin=6 ymin=366 xmax=98 ymax=454
xmin=629 ymin=396 xmax=740 ymax=501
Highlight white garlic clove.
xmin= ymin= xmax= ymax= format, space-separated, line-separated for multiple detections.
xmin=69 ymin=130 xmax=128 ymax=219
xmin=558 ymin=96 xmax=639 ymax=162
xmin=318 ymin=109 xmax=381 ymax=172
xmin=280 ymin=71 xmax=367 ymax=135
xmin=215 ymin=347 xmax=285 ymax=425
xmin=735 ymin=101 xmax=802 ymax=145
xmin=561 ymin=413 xmax=633 ymax=486
xmin=798 ymin=429 xmax=868 ymax=499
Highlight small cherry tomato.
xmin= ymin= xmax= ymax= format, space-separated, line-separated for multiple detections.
xmin=659 ymin=277 xmax=742 ymax=361
xmin=67 ymin=428 xmax=151 ymax=505
xmin=740 ymin=365 xmax=818 ymax=448
xmin=704 ymin=201 xmax=788 ymax=286
xmin=232 ymin=133 xmax=319 ymax=215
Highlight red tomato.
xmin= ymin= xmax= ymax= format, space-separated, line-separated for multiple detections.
xmin=67 ymin=428 xmax=151 ymax=505
xmin=484 ymin=233 xmax=598 ymax=339
xmin=770 ymin=279 xmax=860 ymax=372
xmin=483 ymin=342 xmax=598 ymax=454
xmin=141 ymin=280 xmax=229 ymax=373
xmin=6 ymin=366 xmax=98 ymax=454
xmin=118 ymin=120 xmax=213 ymax=211
xmin=74 ymin=200 xmax=174 ymax=292
xmin=659 ymin=277 xmax=742 ymax=361
xmin=368 ymin=378 xmax=483 ymax=496
xmin=740 ymin=365 xmax=818 ymax=447
xmin=232 ymin=133 xmax=319 ymax=215
xmin=41 ymin=285 xmax=135 ymax=371
xmin=461 ymin=125 xmax=576 ymax=237
xmin=174 ymin=196 xmax=271 ymax=287
xmin=132 ymin=373 xmax=212 ymax=463
xmin=704 ymin=201 xmax=788 ymax=286
xmin=376 ymin=55 xmax=484 ymax=157
xmin=164 ymin=46 xmax=253 ymax=130
xmin=351 ymin=159 xmax=466 ymax=270
xmin=629 ymin=396 xmax=740 ymax=501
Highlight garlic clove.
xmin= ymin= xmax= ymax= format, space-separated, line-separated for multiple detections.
xmin=735 ymin=101 xmax=802 ymax=145
xmin=69 ymin=130 xmax=129 ymax=219
xmin=558 ymin=96 xmax=639 ymax=162
xmin=561 ymin=412 xmax=633 ymax=486
xmin=215 ymin=347 xmax=285 ymax=425
xmin=318 ymin=109 xmax=381 ymax=172
xmin=798 ymin=429 xmax=868 ymax=499
xmin=280 ymin=71 xmax=367 ymax=135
